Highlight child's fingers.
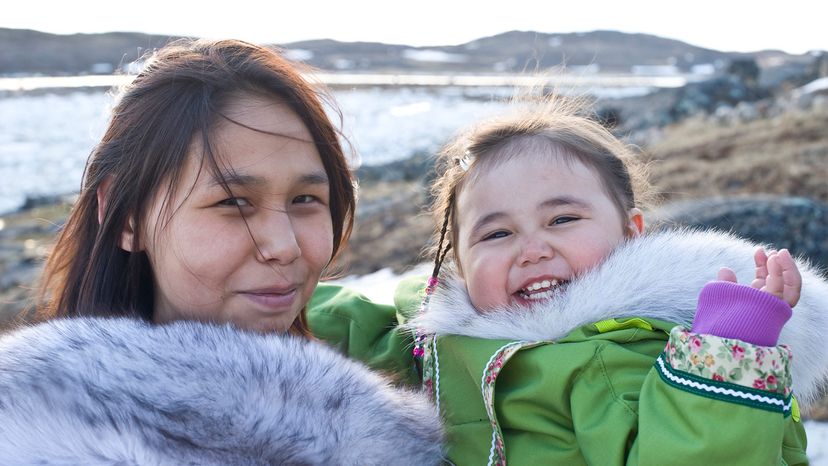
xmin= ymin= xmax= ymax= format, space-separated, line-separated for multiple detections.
xmin=751 ymin=248 xmax=769 ymax=290
xmin=764 ymin=253 xmax=784 ymax=299
xmin=754 ymin=248 xmax=769 ymax=280
xmin=777 ymin=249 xmax=802 ymax=307
xmin=717 ymin=267 xmax=738 ymax=282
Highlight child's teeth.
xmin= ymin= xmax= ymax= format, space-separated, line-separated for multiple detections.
xmin=525 ymin=280 xmax=559 ymax=293
xmin=519 ymin=279 xmax=567 ymax=300
xmin=527 ymin=290 xmax=552 ymax=300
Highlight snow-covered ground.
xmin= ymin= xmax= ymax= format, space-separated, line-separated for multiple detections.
xmin=331 ymin=266 xmax=828 ymax=464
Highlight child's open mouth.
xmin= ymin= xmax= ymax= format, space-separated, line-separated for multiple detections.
xmin=517 ymin=279 xmax=568 ymax=301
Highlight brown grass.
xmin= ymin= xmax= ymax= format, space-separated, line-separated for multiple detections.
xmin=646 ymin=107 xmax=828 ymax=204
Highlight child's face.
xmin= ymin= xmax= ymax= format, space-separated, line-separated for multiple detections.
xmin=455 ymin=153 xmax=643 ymax=311
xmin=137 ymin=94 xmax=333 ymax=333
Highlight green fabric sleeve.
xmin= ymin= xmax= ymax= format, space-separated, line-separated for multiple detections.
xmin=781 ymin=416 xmax=809 ymax=466
xmin=463 ymin=330 xmax=807 ymax=465
xmin=307 ymin=283 xmax=419 ymax=385
xmin=572 ymin=342 xmax=805 ymax=465
xmin=635 ymin=367 xmax=802 ymax=465
xmin=393 ymin=275 xmax=429 ymax=322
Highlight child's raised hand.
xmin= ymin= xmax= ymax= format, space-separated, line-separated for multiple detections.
xmin=717 ymin=248 xmax=801 ymax=308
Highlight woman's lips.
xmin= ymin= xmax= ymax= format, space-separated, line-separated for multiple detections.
xmin=240 ymin=288 xmax=298 ymax=313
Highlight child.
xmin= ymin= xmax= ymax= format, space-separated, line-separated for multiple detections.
xmin=402 ymin=96 xmax=828 ymax=465
xmin=0 ymin=39 xmax=442 ymax=464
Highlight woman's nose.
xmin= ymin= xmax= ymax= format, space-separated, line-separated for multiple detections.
xmin=518 ymin=236 xmax=554 ymax=266
xmin=253 ymin=212 xmax=301 ymax=265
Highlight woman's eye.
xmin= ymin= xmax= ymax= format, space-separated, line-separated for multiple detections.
xmin=217 ymin=197 xmax=250 ymax=207
xmin=483 ymin=230 xmax=510 ymax=241
xmin=293 ymin=194 xmax=319 ymax=204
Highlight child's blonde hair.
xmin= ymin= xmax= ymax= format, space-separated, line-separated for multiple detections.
xmin=428 ymin=95 xmax=656 ymax=276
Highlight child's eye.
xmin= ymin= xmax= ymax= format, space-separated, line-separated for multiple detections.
xmin=551 ymin=216 xmax=577 ymax=225
xmin=217 ymin=197 xmax=251 ymax=207
xmin=482 ymin=230 xmax=510 ymax=241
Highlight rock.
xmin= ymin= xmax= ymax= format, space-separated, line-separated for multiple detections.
xmin=355 ymin=152 xmax=434 ymax=184
xmin=652 ymin=196 xmax=828 ymax=271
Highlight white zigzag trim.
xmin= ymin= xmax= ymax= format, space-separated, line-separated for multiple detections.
xmin=487 ymin=429 xmax=498 ymax=466
xmin=656 ymin=356 xmax=788 ymax=410
xmin=482 ymin=342 xmax=523 ymax=466
xmin=433 ymin=338 xmax=441 ymax=415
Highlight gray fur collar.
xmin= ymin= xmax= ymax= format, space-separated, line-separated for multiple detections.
xmin=0 ymin=318 xmax=443 ymax=465
xmin=411 ymin=229 xmax=828 ymax=406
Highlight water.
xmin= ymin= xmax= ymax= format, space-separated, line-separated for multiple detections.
xmin=0 ymin=82 xmax=662 ymax=215
xmin=0 ymin=87 xmax=507 ymax=214
xmin=0 ymin=92 xmax=112 ymax=214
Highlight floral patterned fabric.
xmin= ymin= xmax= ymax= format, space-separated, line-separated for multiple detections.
xmin=479 ymin=341 xmax=546 ymax=466
xmin=664 ymin=326 xmax=793 ymax=397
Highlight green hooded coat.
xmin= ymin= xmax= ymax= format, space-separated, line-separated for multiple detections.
xmin=309 ymin=230 xmax=828 ymax=465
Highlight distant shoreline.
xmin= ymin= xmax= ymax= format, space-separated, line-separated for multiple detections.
xmin=0 ymin=72 xmax=701 ymax=93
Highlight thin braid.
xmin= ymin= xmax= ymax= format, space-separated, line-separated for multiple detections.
xmin=431 ymin=198 xmax=453 ymax=279
xmin=414 ymin=198 xmax=453 ymax=362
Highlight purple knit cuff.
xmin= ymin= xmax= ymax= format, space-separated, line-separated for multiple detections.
xmin=691 ymin=281 xmax=792 ymax=347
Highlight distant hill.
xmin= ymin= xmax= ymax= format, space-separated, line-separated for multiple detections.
xmin=0 ymin=28 xmax=181 ymax=75
xmin=287 ymin=30 xmax=753 ymax=73
xmin=0 ymin=27 xmax=812 ymax=76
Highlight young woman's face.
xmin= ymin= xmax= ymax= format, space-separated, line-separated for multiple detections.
xmin=138 ymin=94 xmax=333 ymax=333
xmin=455 ymin=153 xmax=643 ymax=311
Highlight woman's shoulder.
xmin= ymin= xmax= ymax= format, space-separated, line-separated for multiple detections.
xmin=0 ymin=317 xmax=442 ymax=464
xmin=309 ymin=282 xmax=399 ymax=329
xmin=308 ymin=283 xmax=421 ymax=383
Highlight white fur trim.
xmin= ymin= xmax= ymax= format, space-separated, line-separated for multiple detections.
xmin=0 ymin=318 xmax=443 ymax=465
xmin=411 ymin=229 xmax=828 ymax=407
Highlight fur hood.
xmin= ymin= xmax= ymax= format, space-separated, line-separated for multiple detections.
xmin=411 ymin=229 xmax=828 ymax=407
xmin=0 ymin=318 xmax=443 ymax=465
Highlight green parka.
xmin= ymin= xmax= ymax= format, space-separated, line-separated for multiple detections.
xmin=308 ymin=230 xmax=828 ymax=465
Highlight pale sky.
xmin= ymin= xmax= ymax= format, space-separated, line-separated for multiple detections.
xmin=3 ymin=0 xmax=826 ymax=54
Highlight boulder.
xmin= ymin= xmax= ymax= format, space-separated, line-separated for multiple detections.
xmin=652 ymin=196 xmax=828 ymax=271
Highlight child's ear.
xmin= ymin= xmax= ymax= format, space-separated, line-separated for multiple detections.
xmin=96 ymin=177 xmax=141 ymax=252
xmin=626 ymin=208 xmax=645 ymax=236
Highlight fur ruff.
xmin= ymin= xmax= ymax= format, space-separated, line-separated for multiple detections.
xmin=411 ymin=228 xmax=828 ymax=407
xmin=0 ymin=318 xmax=443 ymax=465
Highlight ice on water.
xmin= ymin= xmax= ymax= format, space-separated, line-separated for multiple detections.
xmin=0 ymin=87 xmax=515 ymax=214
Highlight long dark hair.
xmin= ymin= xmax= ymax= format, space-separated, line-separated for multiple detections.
xmin=36 ymin=39 xmax=355 ymax=336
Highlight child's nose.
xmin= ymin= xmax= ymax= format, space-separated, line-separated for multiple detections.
xmin=253 ymin=212 xmax=301 ymax=265
xmin=518 ymin=236 xmax=554 ymax=266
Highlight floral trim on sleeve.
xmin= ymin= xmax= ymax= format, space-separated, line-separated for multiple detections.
xmin=657 ymin=326 xmax=793 ymax=415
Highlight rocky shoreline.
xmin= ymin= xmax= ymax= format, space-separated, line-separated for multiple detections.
xmin=3 ymin=65 xmax=828 ymax=317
